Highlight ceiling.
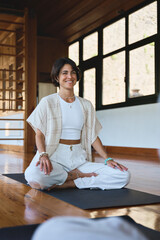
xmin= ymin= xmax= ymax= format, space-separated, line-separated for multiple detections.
xmin=0 ymin=0 xmax=147 ymax=43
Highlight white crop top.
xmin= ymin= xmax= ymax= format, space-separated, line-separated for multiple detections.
xmin=59 ymin=95 xmax=84 ymax=140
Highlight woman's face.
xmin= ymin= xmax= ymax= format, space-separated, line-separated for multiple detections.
xmin=58 ymin=64 xmax=77 ymax=90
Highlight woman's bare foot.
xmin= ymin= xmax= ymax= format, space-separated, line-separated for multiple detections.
xmin=47 ymin=180 xmax=75 ymax=191
xmin=68 ymin=168 xmax=98 ymax=181
xmin=47 ymin=169 xmax=98 ymax=191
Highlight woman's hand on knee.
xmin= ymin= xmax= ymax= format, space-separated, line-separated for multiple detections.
xmin=36 ymin=156 xmax=53 ymax=175
xmin=106 ymin=160 xmax=128 ymax=171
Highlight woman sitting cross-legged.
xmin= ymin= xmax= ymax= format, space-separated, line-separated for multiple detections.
xmin=25 ymin=57 xmax=130 ymax=191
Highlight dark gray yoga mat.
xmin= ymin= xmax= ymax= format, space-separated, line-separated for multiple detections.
xmin=0 ymin=216 xmax=160 ymax=240
xmin=0 ymin=224 xmax=39 ymax=240
xmin=3 ymin=173 xmax=160 ymax=210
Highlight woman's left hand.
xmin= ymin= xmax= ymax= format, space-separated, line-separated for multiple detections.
xmin=107 ymin=160 xmax=128 ymax=171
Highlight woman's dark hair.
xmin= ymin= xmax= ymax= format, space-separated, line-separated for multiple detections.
xmin=51 ymin=57 xmax=81 ymax=87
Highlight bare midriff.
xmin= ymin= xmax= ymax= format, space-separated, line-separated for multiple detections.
xmin=59 ymin=139 xmax=81 ymax=145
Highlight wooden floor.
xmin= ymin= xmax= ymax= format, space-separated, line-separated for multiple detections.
xmin=0 ymin=149 xmax=160 ymax=232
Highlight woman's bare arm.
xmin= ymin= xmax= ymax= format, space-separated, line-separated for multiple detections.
xmin=35 ymin=129 xmax=53 ymax=175
xmin=92 ymin=137 xmax=128 ymax=171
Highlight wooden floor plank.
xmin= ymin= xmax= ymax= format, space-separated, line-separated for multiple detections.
xmin=0 ymin=174 xmax=89 ymax=228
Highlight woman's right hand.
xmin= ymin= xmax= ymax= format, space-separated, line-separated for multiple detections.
xmin=36 ymin=155 xmax=53 ymax=175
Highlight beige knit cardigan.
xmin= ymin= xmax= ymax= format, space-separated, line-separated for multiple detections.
xmin=27 ymin=93 xmax=102 ymax=162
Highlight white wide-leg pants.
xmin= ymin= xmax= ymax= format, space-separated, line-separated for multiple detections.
xmin=25 ymin=144 xmax=130 ymax=190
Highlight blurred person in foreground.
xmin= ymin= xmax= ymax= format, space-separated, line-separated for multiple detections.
xmin=32 ymin=216 xmax=148 ymax=240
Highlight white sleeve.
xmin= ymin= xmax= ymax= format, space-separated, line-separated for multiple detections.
xmin=26 ymin=98 xmax=47 ymax=136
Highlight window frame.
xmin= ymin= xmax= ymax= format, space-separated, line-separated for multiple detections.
xmin=69 ymin=0 xmax=160 ymax=110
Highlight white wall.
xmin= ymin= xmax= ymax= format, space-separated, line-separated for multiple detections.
xmin=96 ymin=102 xmax=160 ymax=149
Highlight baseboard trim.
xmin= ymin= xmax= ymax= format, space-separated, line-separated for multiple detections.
xmin=0 ymin=144 xmax=158 ymax=158
xmin=104 ymin=146 xmax=159 ymax=158
xmin=0 ymin=144 xmax=24 ymax=152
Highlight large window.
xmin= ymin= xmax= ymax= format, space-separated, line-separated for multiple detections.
xmin=83 ymin=32 xmax=98 ymax=61
xmin=83 ymin=68 xmax=96 ymax=108
xmin=129 ymin=2 xmax=157 ymax=44
xmin=68 ymin=41 xmax=79 ymax=65
xmin=103 ymin=18 xmax=125 ymax=54
xmin=129 ymin=43 xmax=155 ymax=98
xmin=103 ymin=52 xmax=125 ymax=105
xmin=69 ymin=0 xmax=159 ymax=110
